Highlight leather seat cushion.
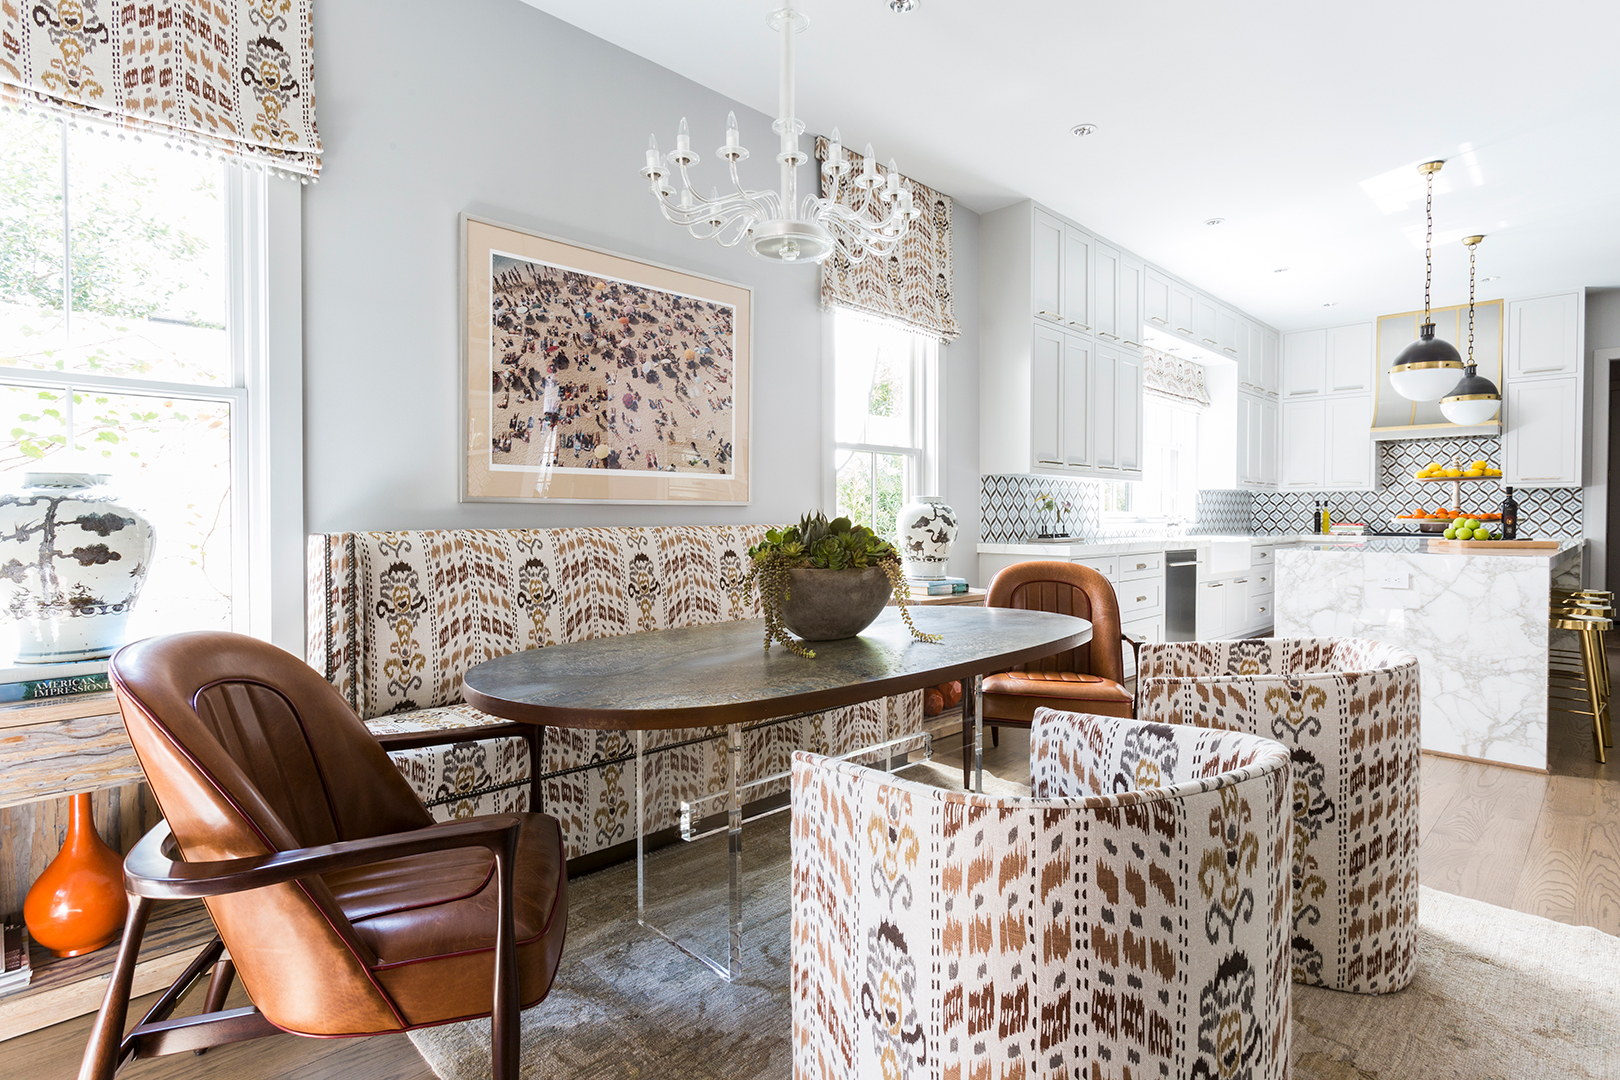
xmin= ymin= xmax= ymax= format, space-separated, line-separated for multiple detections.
xmin=983 ymin=671 xmax=1133 ymax=727
xmin=326 ymin=812 xmax=568 ymax=1024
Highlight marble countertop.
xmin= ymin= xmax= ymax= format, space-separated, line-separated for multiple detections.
xmin=978 ymin=534 xmax=1315 ymax=557
xmin=1279 ymin=537 xmax=1584 ymax=567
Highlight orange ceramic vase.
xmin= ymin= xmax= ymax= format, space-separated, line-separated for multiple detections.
xmin=24 ymin=793 xmax=128 ymax=958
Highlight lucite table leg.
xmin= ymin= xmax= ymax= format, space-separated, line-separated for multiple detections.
xmin=725 ymin=720 xmax=743 ymax=980
xmin=972 ymin=673 xmax=985 ymax=794
xmin=635 ymin=728 xmax=647 ymax=924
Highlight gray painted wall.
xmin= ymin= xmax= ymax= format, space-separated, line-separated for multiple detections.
xmin=303 ymin=0 xmax=981 ymax=578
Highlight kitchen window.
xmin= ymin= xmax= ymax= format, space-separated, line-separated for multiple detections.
xmin=0 ymin=110 xmax=271 ymax=644
xmin=830 ymin=311 xmax=939 ymax=547
xmin=1134 ymin=395 xmax=1200 ymax=520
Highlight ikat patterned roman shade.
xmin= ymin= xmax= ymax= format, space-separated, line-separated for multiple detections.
xmin=815 ymin=136 xmax=961 ymax=343
xmin=1 ymin=0 xmax=322 ymax=178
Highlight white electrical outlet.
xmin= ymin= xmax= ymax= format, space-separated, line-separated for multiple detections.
xmin=1379 ymin=570 xmax=1410 ymax=589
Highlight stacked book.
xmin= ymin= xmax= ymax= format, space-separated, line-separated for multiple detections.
xmin=908 ymin=575 xmax=970 ymax=597
xmin=0 ymin=658 xmax=112 ymax=705
xmin=1 ymin=921 xmax=32 ymax=997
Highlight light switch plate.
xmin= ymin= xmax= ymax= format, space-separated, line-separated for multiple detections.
xmin=1379 ymin=570 xmax=1410 ymax=589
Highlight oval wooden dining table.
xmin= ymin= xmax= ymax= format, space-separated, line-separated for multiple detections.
xmin=462 ymin=605 xmax=1092 ymax=978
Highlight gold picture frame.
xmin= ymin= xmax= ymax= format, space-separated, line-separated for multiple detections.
xmin=460 ymin=215 xmax=752 ymax=504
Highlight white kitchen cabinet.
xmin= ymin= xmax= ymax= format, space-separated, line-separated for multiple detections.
xmin=1092 ymin=242 xmax=1118 ymax=340
xmin=1326 ymin=395 xmax=1374 ymax=488
xmin=1259 ymin=396 xmax=1279 ymax=486
xmin=1216 ymin=306 xmax=1240 ymax=358
xmin=1508 ymin=293 xmax=1580 ymax=379
xmin=1092 ymin=344 xmax=1119 ymax=472
xmin=1118 ymin=255 xmax=1144 ymax=346
xmin=1327 ymin=323 xmax=1374 ymax=394
xmin=1170 ymin=281 xmax=1197 ymax=338
xmin=1030 ymin=322 xmax=1064 ymax=466
xmin=1144 ymin=268 xmax=1172 ymax=330
xmin=1032 ymin=208 xmax=1065 ymax=324
xmin=1115 ymin=347 xmax=1143 ymax=477
xmin=1236 ymin=391 xmax=1278 ymax=489
xmin=1282 ymin=330 xmax=1327 ymax=397
xmin=1063 ymin=226 xmax=1093 ymax=333
xmin=1223 ymin=574 xmax=1251 ymax=631
xmin=1261 ymin=328 xmax=1280 ymax=393
xmin=1195 ymin=295 xmax=1220 ymax=349
xmin=1061 ymin=332 xmax=1093 ymax=469
xmin=1504 ymin=377 xmax=1579 ymax=487
xmin=1196 ymin=580 xmax=1227 ymax=638
xmin=1280 ymin=398 xmax=1326 ymax=488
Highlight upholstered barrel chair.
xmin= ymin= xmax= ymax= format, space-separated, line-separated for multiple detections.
xmin=1137 ymin=637 xmax=1420 ymax=996
xmin=792 ymin=710 xmax=1293 ymax=1080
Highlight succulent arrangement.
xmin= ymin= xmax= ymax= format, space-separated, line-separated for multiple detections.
xmin=746 ymin=512 xmax=940 ymax=658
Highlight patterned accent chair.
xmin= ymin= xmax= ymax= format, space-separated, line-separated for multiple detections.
xmin=1136 ymin=637 xmax=1421 ymax=996
xmin=308 ymin=527 xmax=923 ymax=863
xmin=792 ymin=710 xmax=1293 ymax=1080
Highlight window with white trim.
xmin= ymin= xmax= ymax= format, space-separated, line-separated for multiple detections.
xmin=830 ymin=311 xmax=939 ymax=547
xmin=1135 ymin=395 xmax=1200 ymax=520
xmin=1 ymin=110 xmax=265 ymax=643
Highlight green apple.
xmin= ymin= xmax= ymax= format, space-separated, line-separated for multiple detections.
xmin=1444 ymin=528 xmax=1458 ymax=539
xmin=1473 ymin=529 xmax=1491 ymax=540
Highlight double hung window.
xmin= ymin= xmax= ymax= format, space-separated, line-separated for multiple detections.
xmin=830 ymin=311 xmax=939 ymax=547
xmin=1 ymin=111 xmax=260 ymax=640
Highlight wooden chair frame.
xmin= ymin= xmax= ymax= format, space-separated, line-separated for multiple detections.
xmin=78 ymin=814 xmax=525 ymax=1080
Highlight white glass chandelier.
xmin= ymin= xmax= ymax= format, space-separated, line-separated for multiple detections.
xmin=640 ymin=6 xmax=920 ymax=265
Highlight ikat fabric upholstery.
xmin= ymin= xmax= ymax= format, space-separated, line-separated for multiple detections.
xmin=307 ymin=526 xmax=923 ymax=859
xmin=791 ymin=710 xmax=1293 ymax=1080
xmin=0 ymin=0 xmax=322 ymax=177
xmin=1136 ymin=637 xmax=1421 ymax=996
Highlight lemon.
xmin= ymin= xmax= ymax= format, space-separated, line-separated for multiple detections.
xmin=1426 ymin=462 xmax=1443 ymax=473
xmin=1444 ymin=468 xmax=1462 ymax=477
xmin=1471 ymin=459 xmax=1489 ymax=470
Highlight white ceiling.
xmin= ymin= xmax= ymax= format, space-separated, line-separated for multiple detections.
xmin=522 ymin=0 xmax=1620 ymax=331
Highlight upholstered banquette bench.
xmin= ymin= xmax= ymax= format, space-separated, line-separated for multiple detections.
xmin=307 ymin=526 xmax=922 ymax=863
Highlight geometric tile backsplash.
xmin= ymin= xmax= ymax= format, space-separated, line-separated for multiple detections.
xmin=1251 ymin=435 xmax=1585 ymax=540
xmin=983 ymin=434 xmax=1585 ymax=543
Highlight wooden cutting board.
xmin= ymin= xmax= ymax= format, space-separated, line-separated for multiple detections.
xmin=1426 ymin=539 xmax=1561 ymax=552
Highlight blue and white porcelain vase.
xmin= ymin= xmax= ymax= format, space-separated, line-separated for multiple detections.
xmin=0 ymin=473 xmax=155 ymax=662
xmin=897 ymin=496 xmax=958 ymax=580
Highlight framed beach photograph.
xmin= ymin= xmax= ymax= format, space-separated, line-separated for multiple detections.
xmin=461 ymin=215 xmax=752 ymax=503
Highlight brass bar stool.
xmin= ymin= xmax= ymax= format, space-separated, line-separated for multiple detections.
xmin=1548 ymin=606 xmax=1613 ymax=762
xmin=1552 ymin=591 xmax=1613 ymax=707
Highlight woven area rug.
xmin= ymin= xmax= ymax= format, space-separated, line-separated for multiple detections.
xmin=410 ymin=760 xmax=1619 ymax=1080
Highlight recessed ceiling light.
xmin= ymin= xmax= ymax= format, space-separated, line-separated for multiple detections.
xmin=1273 ymin=267 xmax=1289 ymax=273
xmin=889 ymin=0 xmax=918 ymax=11
xmin=1204 ymin=218 xmax=1225 ymax=226
xmin=1481 ymin=275 xmax=1500 ymax=282
xmin=1070 ymin=124 xmax=1097 ymax=137
xmin=1323 ymin=301 xmax=1339 ymax=307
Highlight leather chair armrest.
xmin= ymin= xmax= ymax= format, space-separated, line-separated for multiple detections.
xmin=123 ymin=815 xmax=524 ymax=902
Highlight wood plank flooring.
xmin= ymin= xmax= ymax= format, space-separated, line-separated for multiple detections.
xmin=6 ymin=656 xmax=1618 ymax=1079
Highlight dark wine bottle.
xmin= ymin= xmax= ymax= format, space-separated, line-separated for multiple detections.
xmin=1312 ymin=500 xmax=1321 ymax=534
xmin=1500 ymin=487 xmax=1519 ymax=540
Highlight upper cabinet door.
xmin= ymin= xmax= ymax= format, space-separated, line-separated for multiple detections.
xmin=1144 ymin=268 xmax=1172 ymax=329
xmin=1327 ymin=323 xmax=1374 ymax=394
xmin=1504 ymin=377 xmax=1579 ymax=486
xmin=1030 ymin=322 xmax=1064 ymax=467
xmin=1261 ymin=328 xmax=1281 ymax=393
xmin=1280 ymin=399 xmax=1326 ymax=488
xmin=1239 ymin=320 xmax=1264 ymax=387
xmin=1062 ymin=333 xmax=1093 ymax=469
xmin=1325 ymin=395 xmax=1374 ymax=489
xmin=1169 ymin=281 xmax=1197 ymax=337
xmin=1195 ymin=296 xmax=1220 ymax=347
xmin=1282 ymin=329 xmax=1327 ymax=397
xmin=1063 ymin=227 xmax=1093 ymax=332
xmin=1508 ymin=293 xmax=1580 ymax=379
xmin=1215 ymin=306 xmax=1240 ymax=357
xmin=1259 ymin=396 xmax=1280 ymax=486
xmin=1090 ymin=343 xmax=1118 ymax=471
xmin=1032 ymin=208 xmax=1065 ymax=323
xmin=1092 ymin=243 xmax=1120 ymax=340
xmin=1119 ymin=255 xmax=1144 ymax=346
xmin=1116 ymin=349 xmax=1143 ymax=476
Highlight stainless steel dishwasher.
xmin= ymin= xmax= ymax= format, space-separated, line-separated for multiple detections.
xmin=1165 ymin=549 xmax=1198 ymax=642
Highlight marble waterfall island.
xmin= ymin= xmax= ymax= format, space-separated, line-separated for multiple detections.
xmin=1275 ymin=538 xmax=1583 ymax=771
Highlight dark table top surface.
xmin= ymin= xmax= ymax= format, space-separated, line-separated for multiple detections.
xmin=462 ymin=606 xmax=1092 ymax=730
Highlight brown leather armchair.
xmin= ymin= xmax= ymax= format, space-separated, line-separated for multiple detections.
xmin=963 ymin=561 xmax=1137 ymax=785
xmin=79 ymin=632 xmax=567 ymax=1080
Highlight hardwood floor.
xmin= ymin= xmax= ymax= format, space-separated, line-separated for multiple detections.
xmin=7 ymin=656 xmax=1618 ymax=1079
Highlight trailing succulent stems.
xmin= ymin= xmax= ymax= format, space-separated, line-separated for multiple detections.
xmin=745 ymin=512 xmax=942 ymax=658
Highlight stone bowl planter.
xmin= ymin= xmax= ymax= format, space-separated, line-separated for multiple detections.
xmin=780 ymin=566 xmax=893 ymax=641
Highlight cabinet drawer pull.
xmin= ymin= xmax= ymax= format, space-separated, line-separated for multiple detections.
xmin=1234 ymin=578 xmax=1248 ymax=584
xmin=1258 ymin=606 xmax=1267 ymax=613
xmin=1099 ymin=332 xmax=1120 ymax=341
xmin=1208 ymin=582 xmax=1224 ymax=588
xmin=1202 ymin=338 xmax=1220 ymax=346
xmin=1175 ymin=326 xmax=1194 ymax=334
xmin=1037 ymin=310 xmax=1060 ymax=318
xmin=1223 ymin=347 xmax=1238 ymax=355
xmin=1135 ymin=562 xmax=1148 ymax=570
xmin=1037 ymin=459 xmax=1064 ymax=466
xmin=1069 ymin=322 xmax=1091 ymax=330
xmin=1135 ymin=595 xmax=1147 ymax=603
xmin=1149 ymin=316 xmax=1169 ymax=325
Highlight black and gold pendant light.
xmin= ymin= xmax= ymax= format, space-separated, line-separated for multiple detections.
xmin=1388 ymin=160 xmax=1466 ymax=402
xmin=1439 ymin=234 xmax=1503 ymax=425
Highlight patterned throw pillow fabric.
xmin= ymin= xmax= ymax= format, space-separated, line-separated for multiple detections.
xmin=791 ymin=711 xmax=1293 ymax=1080
xmin=1137 ymin=637 xmax=1421 ymax=996
xmin=307 ymin=527 xmax=924 ymax=859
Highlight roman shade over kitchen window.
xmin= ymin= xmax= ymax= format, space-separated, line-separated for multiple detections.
xmin=0 ymin=0 xmax=322 ymax=179
xmin=815 ymin=136 xmax=961 ymax=343
xmin=1143 ymin=347 xmax=1211 ymax=408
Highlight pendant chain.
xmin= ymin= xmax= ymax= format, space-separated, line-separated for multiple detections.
xmin=1467 ymin=241 xmax=1476 ymax=366
xmin=1423 ymin=170 xmax=1433 ymax=323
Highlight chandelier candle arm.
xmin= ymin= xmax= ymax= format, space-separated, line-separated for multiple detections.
xmin=639 ymin=5 xmax=915 ymax=265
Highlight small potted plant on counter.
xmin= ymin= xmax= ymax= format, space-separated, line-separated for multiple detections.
xmin=746 ymin=512 xmax=941 ymax=657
